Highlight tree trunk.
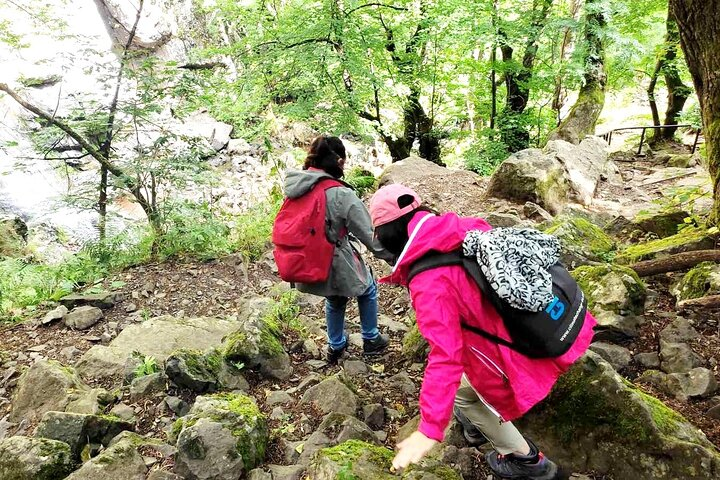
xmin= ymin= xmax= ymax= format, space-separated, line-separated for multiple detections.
xmin=552 ymin=0 xmax=581 ymax=124
xmin=550 ymin=0 xmax=607 ymax=145
xmin=629 ymin=250 xmax=720 ymax=277
xmin=661 ymin=13 xmax=692 ymax=139
xmin=99 ymin=165 xmax=108 ymax=241
xmin=671 ymin=0 xmax=720 ymax=224
xmin=648 ymin=60 xmax=662 ymax=130
xmin=498 ymin=0 xmax=553 ymax=152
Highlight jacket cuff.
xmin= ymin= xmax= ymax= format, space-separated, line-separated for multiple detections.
xmin=418 ymin=419 xmax=445 ymax=443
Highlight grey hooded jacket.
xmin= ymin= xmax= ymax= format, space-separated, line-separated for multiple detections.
xmin=283 ymin=169 xmax=394 ymax=298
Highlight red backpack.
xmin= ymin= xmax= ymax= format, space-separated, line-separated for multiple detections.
xmin=272 ymin=178 xmax=346 ymax=283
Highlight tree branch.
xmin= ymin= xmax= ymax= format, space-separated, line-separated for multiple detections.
xmin=345 ymin=3 xmax=407 ymax=16
xmin=0 ymin=82 xmax=129 ymax=182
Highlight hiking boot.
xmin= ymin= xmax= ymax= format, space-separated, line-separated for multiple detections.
xmin=363 ymin=333 xmax=390 ymax=355
xmin=327 ymin=339 xmax=348 ymax=365
xmin=453 ymin=406 xmax=489 ymax=447
xmin=486 ymin=437 xmax=557 ymax=480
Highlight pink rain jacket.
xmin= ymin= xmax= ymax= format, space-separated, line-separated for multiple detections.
xmin=380 ymin=211 xmax=597 ymax=442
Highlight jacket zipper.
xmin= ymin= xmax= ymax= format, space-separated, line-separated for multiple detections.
xmin=468 ymin=346 xmax=509 ymax=422
xmin=470 ymin=346 xmax=509 ymax=385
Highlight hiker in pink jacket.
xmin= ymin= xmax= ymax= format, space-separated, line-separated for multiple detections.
xmin=369 ymin=184 xmax=597 ymax=479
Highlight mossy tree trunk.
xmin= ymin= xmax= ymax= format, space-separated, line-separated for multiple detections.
xmin=550 ymin=0 xmax=607 ymax=145
xmin=671 ymin=0 xmax=720 ymax=224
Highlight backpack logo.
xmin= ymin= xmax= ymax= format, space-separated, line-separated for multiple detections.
xmin=545 ymin=296 xmax=565 ymax=320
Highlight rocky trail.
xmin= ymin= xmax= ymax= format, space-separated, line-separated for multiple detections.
xmin=1 ymin=138 xmax=720 ymax=480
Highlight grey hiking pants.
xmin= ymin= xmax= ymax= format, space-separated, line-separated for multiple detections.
xmin=454 ymin=374 xmax=528 ymax=455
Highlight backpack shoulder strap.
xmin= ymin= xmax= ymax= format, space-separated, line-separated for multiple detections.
xmin=407 ymin=250 xmax=465 ymax=283
xmin=313 ymin=177 xmax=346 ymax=192
xmin=407 ymin=250 xmax=521 ymax=352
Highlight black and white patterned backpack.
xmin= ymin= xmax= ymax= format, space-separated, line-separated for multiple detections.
xmin=407 ymin=236 xmax=587 ymax=358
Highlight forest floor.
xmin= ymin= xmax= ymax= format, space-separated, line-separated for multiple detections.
xmin=0 ymin=142 xmax=718 ymax=479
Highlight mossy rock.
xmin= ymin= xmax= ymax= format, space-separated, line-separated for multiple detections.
xmin=632 ymin=209 xmax=689 ymax=239
xmin=543 ymin=216 xmax=616 ymax=267
xmin=35 ymin=411 xmax=134 ymax=461
xmin=671 ymin=261 xmax=720 ymax=302
xmin=616 ymin=227 xmax=716 ymax=264
xmin=0 ymin=436 xmax=75 ymax=480
xmin=486 ymin=152 xmax=570 ymax=215
xmin=571 ymin=264 xmax=646 ymax=315
xmin=10 ymin=360 xmax=104 ymax=424
xmin=221 ymin=296 xmax=292 ymax=380
xmin=65 ymin=432 xmax=152 ymax=479
xmin=310 ymin=440 xmax=396 ymax=480
xmin=310 ymin=440 xmax=463 ymax=480
xmin=401 ymin=322 xmax=429 ymax=362
xmin=18 ymin=74 xmax=62 ymax=88
xmin=0 ymin=216 xmax=27 ymax=257
xmin=164 ymin=348 xmax=223 ymax=393
xmin=173 ymin=392 xmax=268 ymax=479
xmin=517 ymin=352 xmax=720 ymax=479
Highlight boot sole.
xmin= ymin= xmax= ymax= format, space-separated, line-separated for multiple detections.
xmin=491 ymin=461 xmax=558 ymax=480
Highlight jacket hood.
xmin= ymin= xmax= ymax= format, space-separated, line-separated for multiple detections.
xmin=380 ymin=211 xmax=492 ymax=286
xmin=283 ymin=169 xmax=337 ymax=199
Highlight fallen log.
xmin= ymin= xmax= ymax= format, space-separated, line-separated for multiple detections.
xmin=677 ymin=294 xmax=720 ymax=311
xmin=629 ymin=249 xmax=720 ymax=276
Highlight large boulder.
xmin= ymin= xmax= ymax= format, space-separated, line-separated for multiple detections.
xmin=572 ymin=264 xmax=647 ymax=339
xmin=35 ymin=411 xmax=133 ymax=461
xmin=172 ymin=393 xmax=268 ymax=480
xmin=94 ymin=0 xmax=173 ymax=50
xmin=10 ymin=360 xmax=108 ymax=423
xmin=75 ymin=315 xmax=239 ymax=382
xmin=487 ymin=138 xmax=609 ymax=214
xmin=516 ymin=352 xmax=720 ymax=479
xmin=544 ymin=216 xmax=616 ymax=267
xmin=0 ymin=436 xmax=75 ymax=480
xmin=378 ymin=156 xmax=487 ymax=215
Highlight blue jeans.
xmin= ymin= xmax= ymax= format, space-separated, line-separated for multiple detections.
xmin=325 ymin=279 xmax=380 ymax=350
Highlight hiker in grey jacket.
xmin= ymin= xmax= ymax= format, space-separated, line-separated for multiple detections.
xmin=283 ymin=135 xmax=393 ymax=363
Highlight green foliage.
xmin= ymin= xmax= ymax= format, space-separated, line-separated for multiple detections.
xmin=229 ymin=195 xmax=282 ymax=261
xmin=343 ymin=167 xmax=377 ymax=197
xmin=0 ymin=229 xmax=151 ymax=323
xmin=464 ymin=129 xmax=510 ymax=176
xmin=133 ymin=355 xmax=159 ymax=378
xmin=267 ymin=289 xmax=303 ymax=337
xmin=678 ymin=102 xmax=703 ymax=130
xmin=154 ymin=201 xmax=232 ymax=261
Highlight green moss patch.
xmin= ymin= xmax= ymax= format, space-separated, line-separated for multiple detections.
xmin=544 ymin=216 xmax=616 ymax=261
xmin=672 ymin=261 xmax=720 ymax=301
xmin=616 ymin=227 xmax=716 ymax=263
xmin=173 ymin=393 xmax=268 ymax=469
xmin=571 ymin=264 xmax=646 ymax=314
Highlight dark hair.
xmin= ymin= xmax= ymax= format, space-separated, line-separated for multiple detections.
xmin=375 ymin=194 xmax=437 ymax=255
xmin=304 ymin=135 xmax=346 ymax=179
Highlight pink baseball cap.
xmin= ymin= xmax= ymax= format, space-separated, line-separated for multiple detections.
xmin=369 ymin=183 xmax=422 ymax=227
